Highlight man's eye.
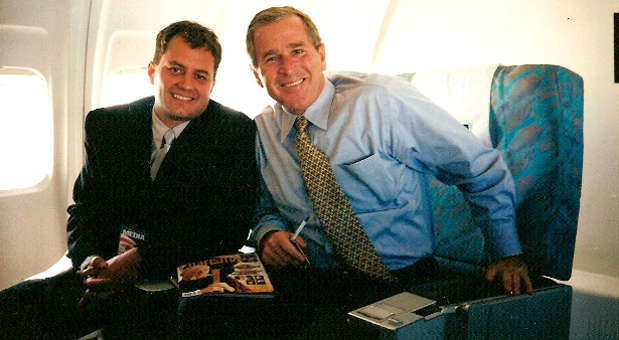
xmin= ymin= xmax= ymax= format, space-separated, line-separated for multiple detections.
xmin=170 ymin=66 xmax=182 ymax=73
xmin=293 ymin=49 xmax=304 ymax=55
xmin=264 ymin=56 xmax=276 ymax=63
xmin=195 ymin=74 xmax=207 ymax=80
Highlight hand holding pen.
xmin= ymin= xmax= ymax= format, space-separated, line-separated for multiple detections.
xmin=259 ymin=217 xmax=311 ymax=269
xmin=290 ymin=217 xmax=311 ymax=268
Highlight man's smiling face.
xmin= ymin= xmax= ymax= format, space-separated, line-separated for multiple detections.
xmin=252 ymin=15 xmax=326 ymax=115
xmin=148 ymin=35 xmax=216 ymax=127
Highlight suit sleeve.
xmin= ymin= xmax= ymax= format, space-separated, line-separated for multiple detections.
xmin=66 ymin=110 xmax=119 ymax=269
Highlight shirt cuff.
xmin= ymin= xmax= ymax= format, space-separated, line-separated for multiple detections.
xmin=486 ymin=221 xmax=523 ymax=261
xmin=251 ymin=215 xmax=289 ymax=251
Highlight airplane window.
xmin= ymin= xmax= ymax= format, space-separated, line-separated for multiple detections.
xmin=100 ymin=66 xmax=152 ymax=107
xmin=0 ymin=67 xmax=53 ymax=191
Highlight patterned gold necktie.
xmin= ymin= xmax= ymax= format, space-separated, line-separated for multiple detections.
xmin=294 ymin=117 xmax=394 ymax=282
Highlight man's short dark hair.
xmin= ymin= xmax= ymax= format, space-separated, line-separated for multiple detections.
xmin=153 ymin=20 xmax=222 ymax=76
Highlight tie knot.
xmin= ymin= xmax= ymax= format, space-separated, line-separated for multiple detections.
xmin=294 ymin=117 xmax=309 ymax=133
xmin=162 ymin=128 xmax=175 ymax=148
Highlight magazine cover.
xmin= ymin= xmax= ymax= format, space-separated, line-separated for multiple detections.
xmin=118 ymin=224 xmax=146 ymax=255
xmin=176 ymin=253 xmax=274 ymax=298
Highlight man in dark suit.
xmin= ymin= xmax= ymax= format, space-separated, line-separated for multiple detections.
xmin=0 ymin=20 xmax=257 ymax=339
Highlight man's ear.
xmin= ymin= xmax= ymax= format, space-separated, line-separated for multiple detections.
xmin=209 ymin=78 xmax=216 ymax=93
xmin=252 ymin=67 xmax=264 ymax=88
xmin=147 ymin=62 xmax=156 ymax=84
xmin=318 ymin=44 xmax=326 ymax=71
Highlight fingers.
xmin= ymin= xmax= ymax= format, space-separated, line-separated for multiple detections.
xmin=261 ymin=231 xmax=306 ymax=268
xmin=201 ymin=282 xmax=235 ymax=293
xmin=76 ymin=252 xmax=143 ymax=308
xmin=503 ymin=271 xmax=532 ymax=295
xmin=90 ymin=256 xmax=107 ymax=268
xmin=77 ymin=256 xmax=107 ymax=277
xmin=77 ymin=278 xmax=115 ymax=307
xmin=263 ymin=242 xmax=297 ymax=267
xmin=83 ymin=276 xmax=113 ymax=290
xmin=76 ymin=267 xmax=95 ymax=277
xmin=522 ymin=272 xmax=534 ymax=294
xmin=284 ymin=236 xmax=308 ymax=265
xmin=77 ymin=266 xmax=102 ymax=278
xmin=484 ymin=265 xmax=497 ymax=282
xmin=294 ymin=236 xmax=307 ymax=249
xmin=77 ymin=288 xmax=94 ymax=307
xmin=486 ymin=256 xmax=534 ymax=295
xmin=502 ymin=270 xmax=514 ymax=294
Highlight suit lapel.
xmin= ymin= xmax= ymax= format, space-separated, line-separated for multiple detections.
xmin=127 ymin=97 xmax=155 ymax=182
xmin=153 ymin=101 xmax=217 ymax=184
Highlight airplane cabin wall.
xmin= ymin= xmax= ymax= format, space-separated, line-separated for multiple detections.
xmin=0 ymin=0 xmax=89 ymax=289
xmin=0 ymin=1 xmax=617 ymax=337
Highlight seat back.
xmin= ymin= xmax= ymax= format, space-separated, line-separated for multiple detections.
xmin=490 ymin=65 xmax=583 ymax=279
xmin=337 ymin=66 xmax=583 ymax=280
xmin=417 ymin=65 xmax=583 ymax=280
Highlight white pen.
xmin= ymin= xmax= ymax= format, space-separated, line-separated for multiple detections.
xmin=290 ymin=217 xmax=310 ymax=267
xmin=290 ymin=217 xmax=308 ymax=241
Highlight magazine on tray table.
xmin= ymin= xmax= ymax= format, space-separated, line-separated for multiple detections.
xmin=174 ymin=252 xmax=274 ymax=298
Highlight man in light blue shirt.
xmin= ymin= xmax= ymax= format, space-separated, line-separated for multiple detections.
xmin=247 ymin=6 xmax=531 ymax=303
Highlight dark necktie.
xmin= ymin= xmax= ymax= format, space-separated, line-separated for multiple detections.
xmin=150 ymin=128 xmax=175 ymax=180
xmin=294 ymin=117 xmax=394 ymax=282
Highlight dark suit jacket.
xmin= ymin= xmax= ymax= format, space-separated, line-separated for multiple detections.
xmin=66 ymin=96 xmax=257 ymax=279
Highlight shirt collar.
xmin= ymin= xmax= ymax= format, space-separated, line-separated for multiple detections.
xmin=278 ymin=75 xmax=335 ymax=142
xmin=151 ymin=109 xmax=190 ymax=148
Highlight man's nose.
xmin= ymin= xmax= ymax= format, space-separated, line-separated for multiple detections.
xmin=178 ymin=73 xmax=194 ymax=89
xmin=278 ymin=55 xmax=295 ymax=75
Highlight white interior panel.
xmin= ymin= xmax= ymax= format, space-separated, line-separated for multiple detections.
xmin=0 ymin=2 xmax=616 ymax=337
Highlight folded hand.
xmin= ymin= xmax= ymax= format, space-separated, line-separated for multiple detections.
xmin=77 ymin=248 xmax=141 ymax=305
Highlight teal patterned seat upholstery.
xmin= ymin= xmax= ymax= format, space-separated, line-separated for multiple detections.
xmin=426 ymin=65 xmax=583 ymax=280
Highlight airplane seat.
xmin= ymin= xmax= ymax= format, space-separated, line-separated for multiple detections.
xmin=347 ymin=65 xmax=583 ymax=338
xmin=27 ymin=252 xmax=73 ymax=281
xmin=398 ymin=64 xmax=584 ymax=282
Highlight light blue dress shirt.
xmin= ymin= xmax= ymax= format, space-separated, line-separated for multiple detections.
xmin=251 ymin=73 xmax=522 ymax=270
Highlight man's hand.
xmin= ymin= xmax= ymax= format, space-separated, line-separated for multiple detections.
xmin=260 ymin=231 xmax=308 ymax=269
xmin=77 ymin=255 xmax=107 ymax=278
xmin=485 ymin=255 xmax=533 ymax=295
xmin=200 ymin=282 xmax=236 ymax=294
xmin=77 ymin=248 xmax=142 ymax=305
